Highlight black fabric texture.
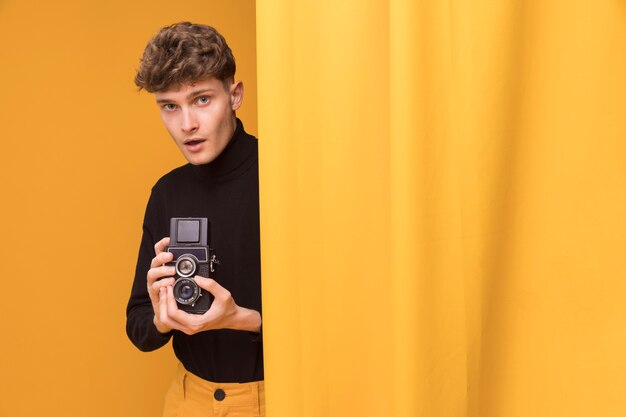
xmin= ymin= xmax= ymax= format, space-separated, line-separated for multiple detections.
xmin=125 ymin=119 xmax=263 ymax=383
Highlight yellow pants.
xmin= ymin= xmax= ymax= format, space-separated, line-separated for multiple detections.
xmin=163 ymin=363 xmax=265 ymax=417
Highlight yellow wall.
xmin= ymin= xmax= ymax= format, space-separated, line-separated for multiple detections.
xmin=0 ymin=2 xmax=256 ymax=416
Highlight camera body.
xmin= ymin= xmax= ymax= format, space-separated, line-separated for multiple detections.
xmin=166 ymin=217 xmax=219 ymax=314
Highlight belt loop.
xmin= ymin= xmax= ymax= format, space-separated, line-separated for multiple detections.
xmin=257 ymin=381 xmax=265 ymax=416
xmin=252 ymin=381 xmax=260 ymax=413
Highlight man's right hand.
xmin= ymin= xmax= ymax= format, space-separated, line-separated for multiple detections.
xmin=147 ymin=237 xmax=177 ymax=334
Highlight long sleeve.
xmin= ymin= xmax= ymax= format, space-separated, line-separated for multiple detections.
xmin=125 ymin=188 xmax=172 ymax=351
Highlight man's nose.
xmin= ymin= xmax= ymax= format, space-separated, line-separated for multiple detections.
xmin=181 ymin=108 xmax=199 ymax=133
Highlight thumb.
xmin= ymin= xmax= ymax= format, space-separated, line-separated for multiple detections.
xmin=194 ymin=275 xmax=222 ymax=296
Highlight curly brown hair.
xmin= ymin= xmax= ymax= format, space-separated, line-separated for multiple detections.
xmin=134 ymin=22 xmax=236 ymax=93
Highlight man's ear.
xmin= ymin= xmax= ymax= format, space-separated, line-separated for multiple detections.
xmin=230 ymin=80 xmax=244 ymax=111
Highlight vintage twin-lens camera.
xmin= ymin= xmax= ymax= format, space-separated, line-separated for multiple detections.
xmin=166 ymin=217 xmax=219 ymax=314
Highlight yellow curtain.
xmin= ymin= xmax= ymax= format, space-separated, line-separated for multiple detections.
xmin=256 ymin=1 xmax=626 ymax=416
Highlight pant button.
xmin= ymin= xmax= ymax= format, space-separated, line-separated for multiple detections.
xmin=214 ymin=388 xmax=226 ymax=401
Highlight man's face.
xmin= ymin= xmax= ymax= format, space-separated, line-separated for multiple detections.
xmin=155 ymin=77 xmax=243 ymax=165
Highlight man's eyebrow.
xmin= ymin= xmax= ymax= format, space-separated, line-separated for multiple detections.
xmin=156 ymin=88 xmax=216 ymax=104
xmin=186 ymin=88 xmax=216 ymax=99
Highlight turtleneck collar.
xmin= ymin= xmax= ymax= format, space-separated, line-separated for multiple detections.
xmin=191 ymin=118 xmax=256 ymax=183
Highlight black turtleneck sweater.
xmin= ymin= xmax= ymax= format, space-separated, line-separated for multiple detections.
xmin=126 ymin=119 xmax=263 ymax=383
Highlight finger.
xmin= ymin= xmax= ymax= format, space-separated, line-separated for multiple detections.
xmin=194 ymin=276 xmax=230 ymax=301
xmin=159 ymin=287 xmax=185 ymax=331
xmin=166 ymin=286 xmax=199 ymax=328
xmin=148 ymin=276 xmax=174 ymax=304
xmin=150 ymin=277 xmax=175 ymax=294
xmin=159 ymin=287 xmax=173 ymax=327
xmin=150 ymin=250 xmax=174 ymax=269
xmin=166 ymin=284 xmax=179 ymax=312
xmin=147 ymin=265 xmax=176 ymax=285
xmin=154 ymin=237 xmax=171 ymax=255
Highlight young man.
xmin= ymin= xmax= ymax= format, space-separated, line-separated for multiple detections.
xmin=126 ymin=22 xmax=264 ymax=417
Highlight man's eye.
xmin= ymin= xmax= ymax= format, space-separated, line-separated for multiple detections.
xmin=197 ymin=96 xmax=210 ymax=105
xmin=163 ymin=104 xmax=177 ymax=111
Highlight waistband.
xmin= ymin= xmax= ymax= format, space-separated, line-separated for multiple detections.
xmin=176 ymin=362 xmax=264 ymax=408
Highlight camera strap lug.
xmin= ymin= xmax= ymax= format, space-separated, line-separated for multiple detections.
xmin=210 ymin=254 xmax=220 ymax=273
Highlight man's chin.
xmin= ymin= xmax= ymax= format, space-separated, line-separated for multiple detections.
xmin=186 ymin=153 xmax=217 ymax=166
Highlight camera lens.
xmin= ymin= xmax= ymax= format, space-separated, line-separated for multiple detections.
xmin=180 ymin=284 xmax=194 ymax=300
xmin=175 ymin=255 xmax=197 ymax=277
xmin=173 ymin=277 xmax=200 ymax=305
xmin=178 ymin=259 xmax=194 ymax=275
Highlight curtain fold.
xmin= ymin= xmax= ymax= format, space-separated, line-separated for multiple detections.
xmin=257 ymin=1 xmax=626 ymax=416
